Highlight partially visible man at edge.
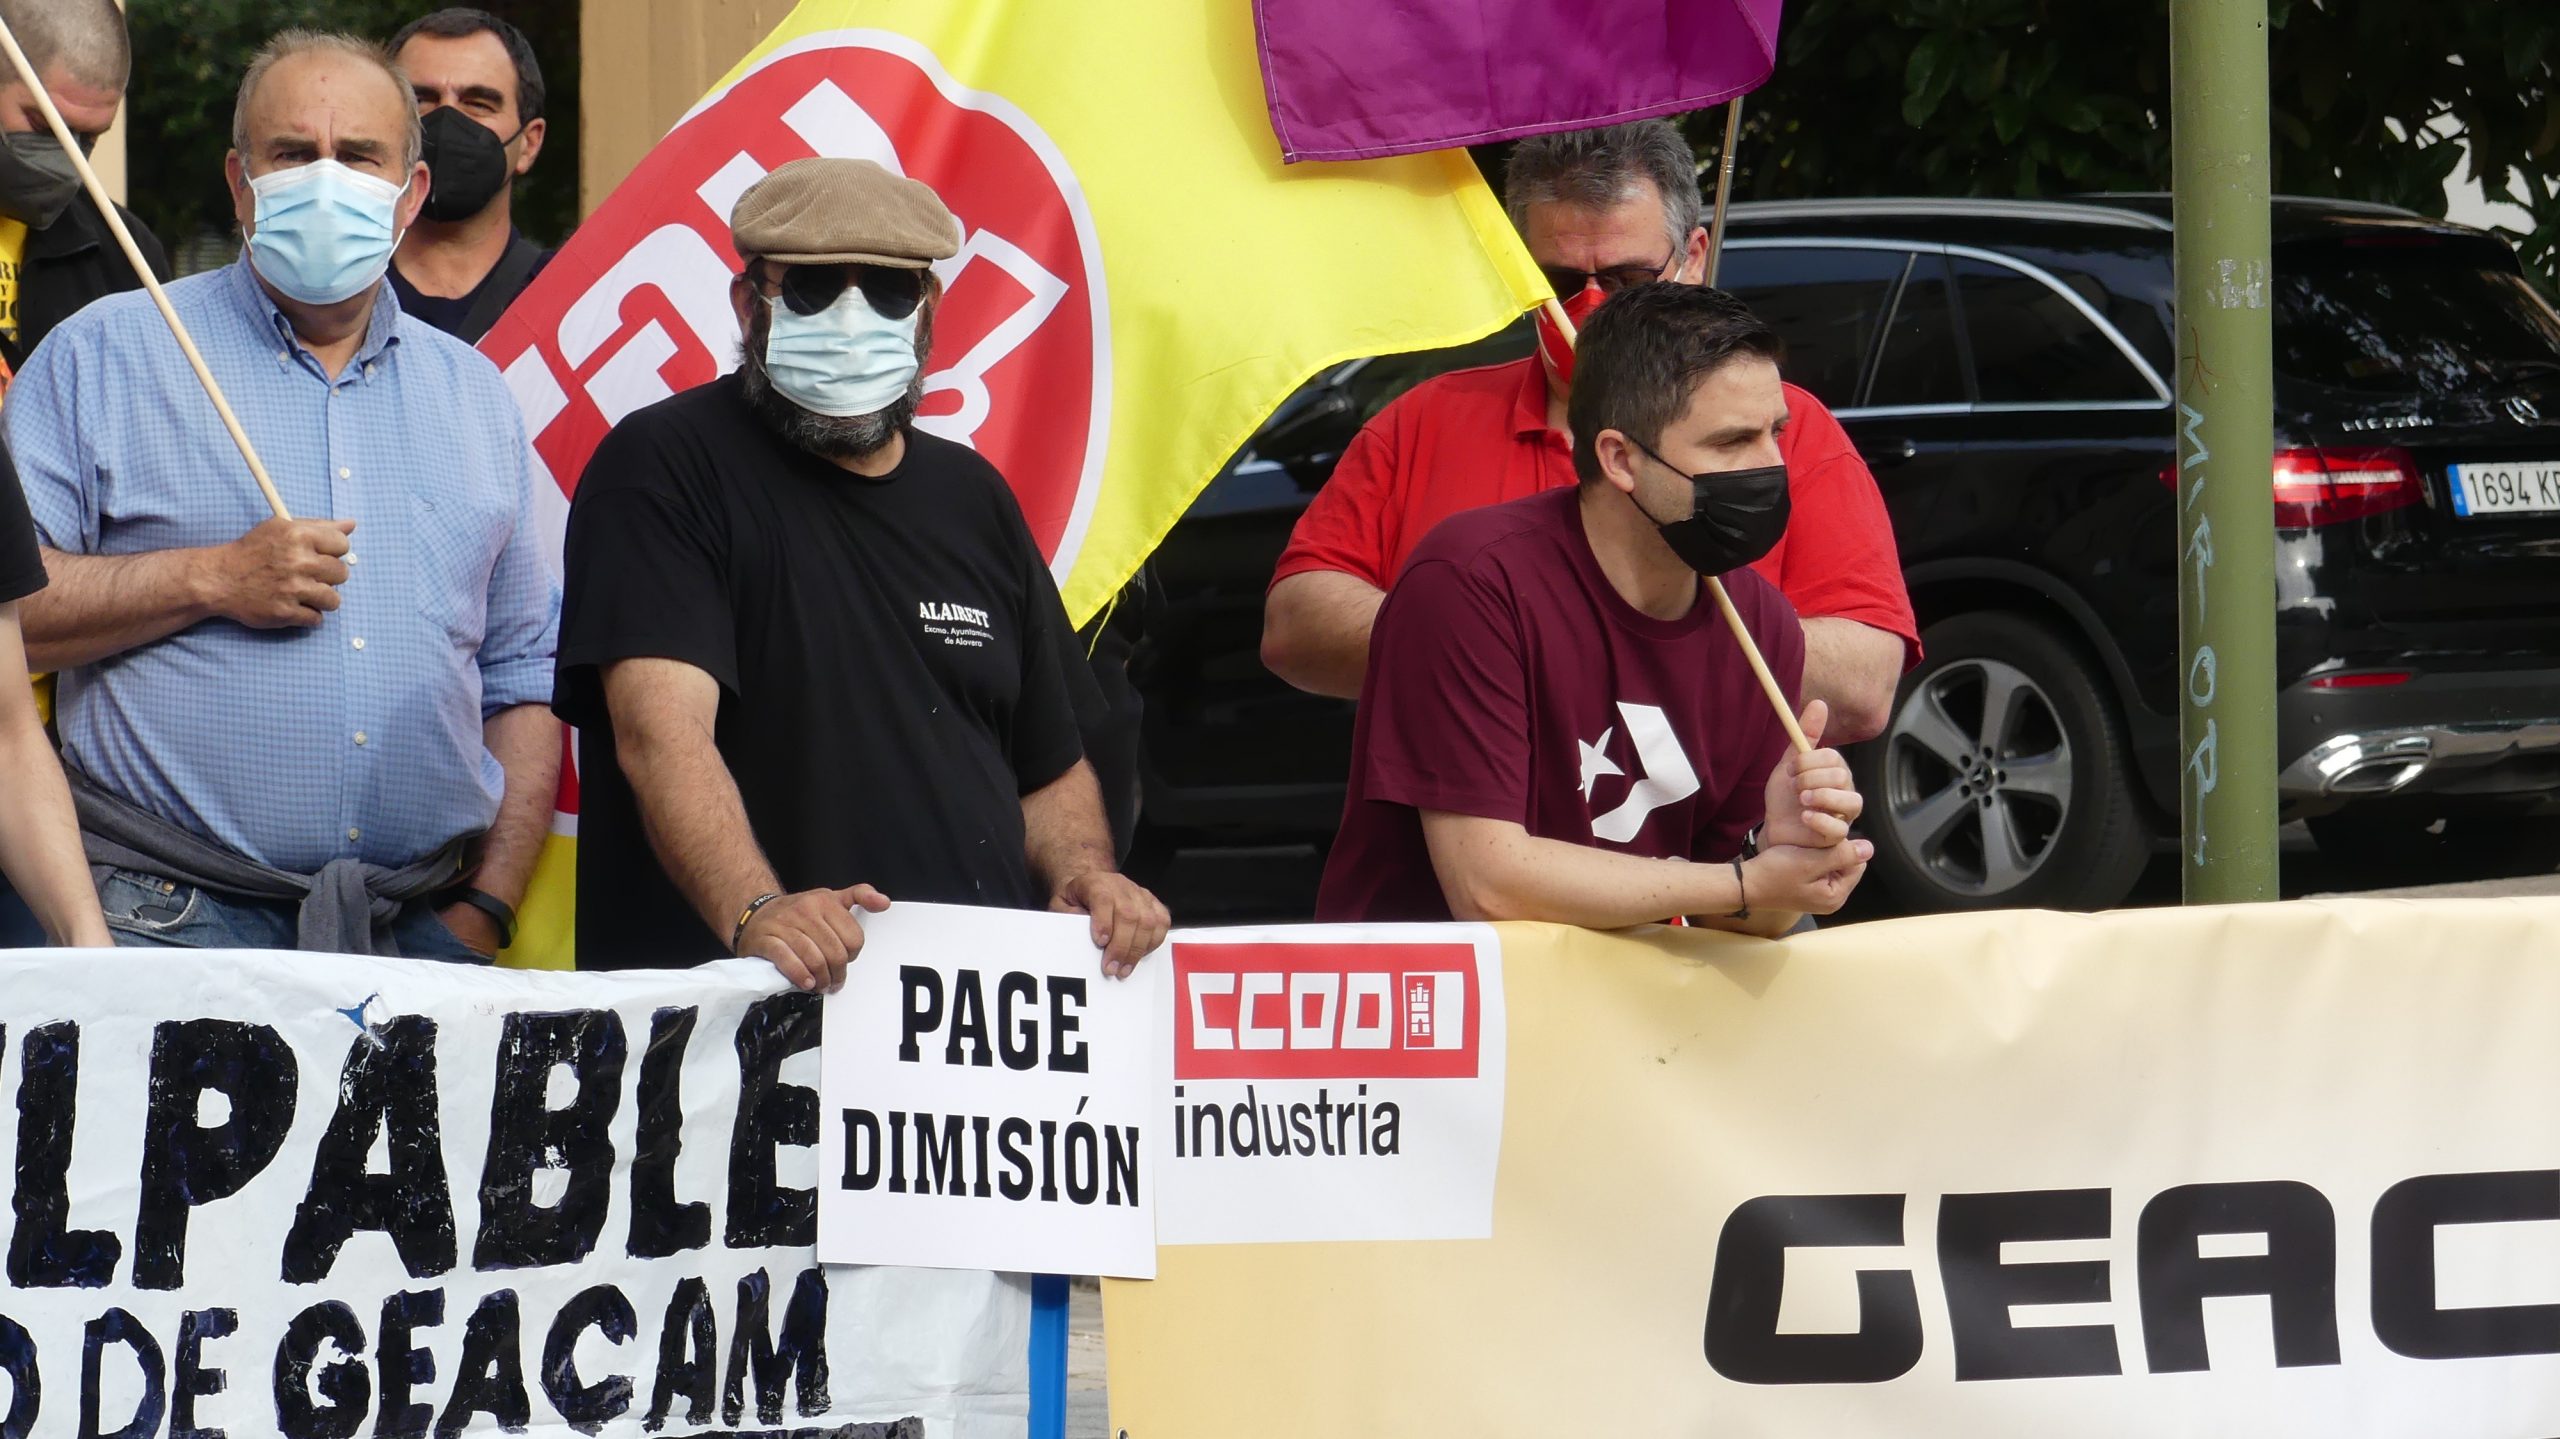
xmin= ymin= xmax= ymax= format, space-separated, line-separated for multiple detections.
xmin=0 ymin=0 xmax=166 ymax=380
xmin=5 ymin=30 xmax=560 ymax=957
xmin=0 ymin=431 xmax=106 ymax=947
xmin=0 ymin=0 xmax=162 ymax=945
xmin=1263 ymin=120 xmax=1916 ymax=743
xmin=1317 ymin=283 xmax=1872 ymax=930
xmin=555 ymin=157 xmax=1167 ymax=991
xmin=387 ymin=6 xmax=550 ymax=343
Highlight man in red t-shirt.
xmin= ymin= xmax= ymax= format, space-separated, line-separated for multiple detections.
xmin=1317 ymin=284 xmax=1871 ymax=929
xmin=1264 ymin=120 xmax=1915 ymax=742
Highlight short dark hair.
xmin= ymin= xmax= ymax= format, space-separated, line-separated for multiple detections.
xmin=0 ymin=0 xmax=130 ymax=92
xmin=1569 ymin=283 xmax=1782 ymax=486
xmin=1504 ymin=120 xmax=1704 ymax=253
xmin=390 ymin=7 xmax=544 ymax=123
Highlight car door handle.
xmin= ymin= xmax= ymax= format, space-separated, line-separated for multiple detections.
xmin=1861 ymin=437 xmax=1919 ymax=468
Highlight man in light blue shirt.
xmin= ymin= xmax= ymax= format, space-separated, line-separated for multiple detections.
xmin=5 ymin=29 xmax=559 ymax=958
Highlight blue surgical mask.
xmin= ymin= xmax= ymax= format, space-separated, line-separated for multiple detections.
xmin=761 ymin=288 xmax=922 ymax=418
xmin=246 ymin=158 xmax=409 ymax=305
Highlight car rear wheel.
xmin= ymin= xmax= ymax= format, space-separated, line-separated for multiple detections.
xmin=1854 ymin=611 xmax=2149 ymax=913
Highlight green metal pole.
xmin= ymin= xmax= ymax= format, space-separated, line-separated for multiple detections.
xmin=2170 ymin=0 xmax=2280 ymax=903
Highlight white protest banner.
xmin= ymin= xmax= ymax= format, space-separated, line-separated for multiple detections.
xmin=817 ymin=903 xmax=1166 ymax=1278
xmin=0 ymin=948 xmax=1026 ymax=1438
xmin=1156 ymin=924 xmax=1506 ymax=1246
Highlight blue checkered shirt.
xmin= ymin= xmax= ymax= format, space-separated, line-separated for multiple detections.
xmin=6 ymin=255 xmax=560 ymax=873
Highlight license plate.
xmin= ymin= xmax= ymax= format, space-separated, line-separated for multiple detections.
xmin=2449 ymin=460 xmax=2560 ymax=517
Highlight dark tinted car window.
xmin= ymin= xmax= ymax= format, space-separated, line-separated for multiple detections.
xmin=1955 ymin=257 xmax=2155 ymax=403
xmin=1719 ymin=246 xmax=1908 ymax=408
xmin=2272 ymin=236 xmax=2560 ymax=396
xmin=1868 ymin=254 xmax=1966 ymax=407
xmin=2034 ymin=249 xmax=2178 ymax=379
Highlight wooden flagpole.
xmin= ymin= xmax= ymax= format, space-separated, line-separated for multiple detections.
xmin=1692 ymin=96 xmax=1812 ymax=754
xmin=1704 ymin=97 xmax=1744 ymax=279
xmin=0 ymin=13 xmax=291 ymax=521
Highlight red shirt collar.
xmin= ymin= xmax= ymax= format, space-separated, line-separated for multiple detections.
xmin=1507 ymin=354 xmax=1554 ymax=439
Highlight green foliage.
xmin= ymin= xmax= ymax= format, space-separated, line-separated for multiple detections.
xmin=124 ymin=0 xmax=580 ymax=260
xmin=1720 ymin=0 xmax=2560 ymax=292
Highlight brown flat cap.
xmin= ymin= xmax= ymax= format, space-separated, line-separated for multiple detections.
xmin=730 ymin=157 xmax=961 ymax=269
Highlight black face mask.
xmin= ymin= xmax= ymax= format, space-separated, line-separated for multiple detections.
xmin=0 ymin=131 xmax=82 ymax=229
xmin=1631 ymin=439 xmax=1791 ymax=576
xmin=418 ymin=106 xmax=522 ymax=221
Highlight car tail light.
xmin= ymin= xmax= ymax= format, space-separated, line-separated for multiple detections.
xmin=2271 ymin=446 xmax=2422 ymax=527
xmin=2306 ymin=670 xmax=2413 ymax=690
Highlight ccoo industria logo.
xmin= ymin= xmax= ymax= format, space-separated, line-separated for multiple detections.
xmin=1171 ymin=942 xmax=1479 ymax=1082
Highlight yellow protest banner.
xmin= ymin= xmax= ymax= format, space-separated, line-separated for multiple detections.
xmin=1108 ymin=900 xmax=2560 ymax=1435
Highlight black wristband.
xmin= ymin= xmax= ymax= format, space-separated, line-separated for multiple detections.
xmin=731 ymin=891 xmax=784 ymax=954
xmin=1728 ymin=857 xmax=1750 ymax=920
xmin=447 ymin=887 xmax=518 ymax=949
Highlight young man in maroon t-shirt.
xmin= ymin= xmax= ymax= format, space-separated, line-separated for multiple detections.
xmin=1263 ymin=121 xmax=1915 ymax=742
xmin=1316 ymin=285 xmax=1871 ymax=932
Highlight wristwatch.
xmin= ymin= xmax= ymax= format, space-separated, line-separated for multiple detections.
xmin=445 ymin=887 xmax=518 ymax=949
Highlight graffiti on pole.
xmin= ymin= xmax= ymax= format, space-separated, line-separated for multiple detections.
xmin=2178 ymin=399 xmax=2215 ymax=868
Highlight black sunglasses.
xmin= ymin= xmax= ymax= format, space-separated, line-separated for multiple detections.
xmin=1539 ymin=254 xmax=1678 ymax=299
xmin=768 ymin=262 xmax=927 ymax=321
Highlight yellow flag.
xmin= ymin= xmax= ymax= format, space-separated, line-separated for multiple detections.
xmin=482 ymin=0 xmax=1547 ymax=969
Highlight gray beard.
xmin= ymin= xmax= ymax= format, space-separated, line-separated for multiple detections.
xmin=735 ymin=309 xmax=930 ymax=464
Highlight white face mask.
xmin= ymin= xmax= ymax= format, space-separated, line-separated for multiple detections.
xmin=246 ymin=158 xmax=410 ymax=305
xmin=760 ymin=287 xmax=923 ymax=418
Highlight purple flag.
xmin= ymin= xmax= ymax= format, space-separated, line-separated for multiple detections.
xmin=1254 ymin=0 xmax=1786 ymax=163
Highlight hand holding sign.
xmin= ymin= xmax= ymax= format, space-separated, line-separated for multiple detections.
xmin=741 ymin=883 xmax=892 ymax=992
xmin=1050 ymin=868 xmax=1170 ymax=979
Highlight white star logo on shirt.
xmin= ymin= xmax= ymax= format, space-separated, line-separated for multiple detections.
xmin=1577 ymin=728 xmax=1625 ymax=800
xmin=1586 ymin=702 xmax=1701 ymax=844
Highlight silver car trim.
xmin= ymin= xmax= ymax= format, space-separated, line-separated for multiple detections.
xmin=1835 ymin=400 xmax=2175 ymax=420
xmin=2278 ymin=719 xmax=2560 ymax=799
xmin=1728 ymin=197 xmax=2177 ymax=232
xmin=1720 ymin=237 xmax=2175 ymax=405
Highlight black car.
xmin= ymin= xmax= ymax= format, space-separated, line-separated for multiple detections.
xmin=1129 ymin=195 xmax=2560 ymax=914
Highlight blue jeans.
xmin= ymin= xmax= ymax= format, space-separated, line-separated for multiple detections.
xmin=0 ymin=879 xmax=45 ymax=947
xmin=97 ymin=866 xmax=488 ymax=963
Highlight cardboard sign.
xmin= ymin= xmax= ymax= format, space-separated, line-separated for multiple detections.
xmin=818 ymin=903 xmax=1166 ymax=1278
xmin=1156 ymin=924 xmax=1507 ymax=1246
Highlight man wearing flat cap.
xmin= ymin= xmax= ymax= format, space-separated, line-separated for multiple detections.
xmin=553 ymin=157 xmax=1168 ymax=989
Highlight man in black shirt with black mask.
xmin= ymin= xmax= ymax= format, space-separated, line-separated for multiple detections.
xmin=387 ymin=7 xmax=550 ymax=342
xmin=0 ymin=0 xmax=167 ymax=379
xmin=555 ymin=157 xmax=1170 ymax=991
xmin=0 ymin=0 xmax=159 ymax=944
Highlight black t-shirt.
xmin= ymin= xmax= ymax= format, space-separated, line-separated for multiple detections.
xmin=0 ymin=436 xmax=48 ymax=604
xmin=387 ymin=236 xmax=553 ymax=342
xmin=555 ymin=374 xmax=1087 ymax=969
xmin=8 ymin=195 xmax=170 ymax=370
